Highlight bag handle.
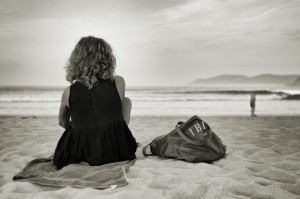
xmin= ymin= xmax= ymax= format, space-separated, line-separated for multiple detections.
xmin=142 ymin=144 xmax=154 ymax=156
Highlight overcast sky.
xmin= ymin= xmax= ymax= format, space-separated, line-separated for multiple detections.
xmin=0 ymin=0 xmax=299 ymax=86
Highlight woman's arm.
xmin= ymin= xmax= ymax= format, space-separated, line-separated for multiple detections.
xmin=58 ymin=86 xmax=71 ymax=129
xmin=115 ymin=75 xmax=132 ymax=125
xmin=122 ymin=97 xmax=132 ymax=125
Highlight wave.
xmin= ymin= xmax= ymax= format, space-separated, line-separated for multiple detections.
xmin=151 ymin=90 xmax=300 ymax=95
xmin=127 ymin=87 xmax=300 ymax=95
xmin=0 ymin=95 xmax=290 ymax=102
xmin=282 ymin=94 xmax=300 ymax=100
xmin=1 ymin=88 xmax=299 ymax=102
xmin=0 ymin=98 xmax=60 ymax=102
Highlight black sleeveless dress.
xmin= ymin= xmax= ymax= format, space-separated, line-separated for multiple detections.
xmin=53 ymin=79 xmax=137 ymax=170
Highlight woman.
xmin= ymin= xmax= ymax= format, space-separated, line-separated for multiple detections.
xmin=53 ymin=36 xmax=137 ymax=170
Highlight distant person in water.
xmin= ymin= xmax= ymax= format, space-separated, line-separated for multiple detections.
xmin=53 ymin=36 xmax=138 ymax=170
xmin=250 ymin=93 xmax=256 ymax=116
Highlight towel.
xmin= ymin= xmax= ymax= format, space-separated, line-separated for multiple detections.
xmin=13 ymin=156 xmax=136 ymax=189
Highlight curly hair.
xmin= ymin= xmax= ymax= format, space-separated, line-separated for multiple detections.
xmin=65 ymin=36 xmax=116 ymax=88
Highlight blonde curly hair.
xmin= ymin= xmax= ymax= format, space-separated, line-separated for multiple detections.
xmin=65 ymin=36 xmax=116 ymax=88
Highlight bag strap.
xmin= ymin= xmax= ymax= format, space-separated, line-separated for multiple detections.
xmin=175 ymin=122 xmax=209 ymax=145
xmin=142 ymin=144 xmax=154 ymax=156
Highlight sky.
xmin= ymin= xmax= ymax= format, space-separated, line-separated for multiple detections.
xmin=0 ymin=0 xmax=299 ymax=87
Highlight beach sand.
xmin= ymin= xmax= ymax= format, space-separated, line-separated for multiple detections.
xmin=0 ymin=115 xmax=299 ymax=199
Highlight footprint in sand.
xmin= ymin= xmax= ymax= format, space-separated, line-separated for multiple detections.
xmin=280 ymin=182 xmax=300 ymax=195
xmin=244 ymin=148 xmax=259 ymax=156
xmin=246 ymin=165 xmax=267 ymax=173
xmin=229 ymin=185 xmax=274 ymax=199
xmin=272 ymin=162 xmax=299 ymax=172
xmin=254 ymin=178 xmax=273 ymax=186
xmin=250 ymin=168 xmax=297 ymax=184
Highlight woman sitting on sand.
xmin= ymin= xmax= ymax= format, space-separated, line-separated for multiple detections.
xmin=53 ymin=36 xmax=137 ymax=170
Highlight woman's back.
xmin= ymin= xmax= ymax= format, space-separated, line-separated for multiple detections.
xmin=53 ymin=78 xmax=137 ymax=170
xmin=70 ymin=79 xmax=123 ymax=128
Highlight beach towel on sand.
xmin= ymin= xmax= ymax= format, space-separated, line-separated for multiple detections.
xmin=13 ymin=156 xmax=136 ymax=189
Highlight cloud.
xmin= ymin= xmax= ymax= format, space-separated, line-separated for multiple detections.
xmin=0 ymin=0 xmax=299 ymax=86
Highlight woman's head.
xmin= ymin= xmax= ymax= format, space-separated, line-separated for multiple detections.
xmin=65 ymin=36 xmax=116 ymax=87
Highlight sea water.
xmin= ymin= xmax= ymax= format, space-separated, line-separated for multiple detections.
xmin=0 ymin=86 xmax=299 ymax=116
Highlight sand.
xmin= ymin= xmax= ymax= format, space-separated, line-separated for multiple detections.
xmin=0 ymin=115 xmax=299 ymax=199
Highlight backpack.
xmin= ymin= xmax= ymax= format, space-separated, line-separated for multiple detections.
xmin=142 ymin=115 xmax=227 ymax=163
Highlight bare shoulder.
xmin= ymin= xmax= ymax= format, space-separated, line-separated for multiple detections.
xmin=61 ymin=86 xmax=70 ymax=108
xmin=114 ymin=75 xmax=125 ymax=101
xmin=114 ymin=75 xmax=125 ymax=87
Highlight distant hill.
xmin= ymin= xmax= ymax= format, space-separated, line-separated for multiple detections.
xmin=292 ymin=77 xmax=300 ymax=87
xmin=189 ymin=74 xmax=300 ymax=86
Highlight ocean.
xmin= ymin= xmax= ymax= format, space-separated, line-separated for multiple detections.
xmin=0 ymin=86 xmax=299 ymax=116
